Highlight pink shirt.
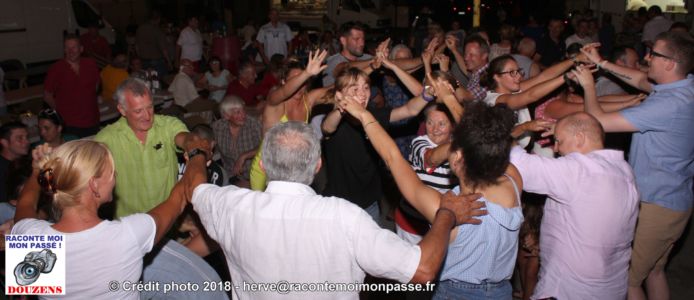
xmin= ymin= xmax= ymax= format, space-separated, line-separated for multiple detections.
xmin=510 ymin=146 xmax=639 ymax=300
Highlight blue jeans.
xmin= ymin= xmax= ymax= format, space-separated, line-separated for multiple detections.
xmin=433 ymin=280 xmax=512 ymax=300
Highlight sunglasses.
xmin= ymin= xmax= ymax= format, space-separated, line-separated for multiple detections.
xmin=648 ymin=49 xmax=678 ymax=62
xmin=497 ymin=69 xmax=524 ymax=77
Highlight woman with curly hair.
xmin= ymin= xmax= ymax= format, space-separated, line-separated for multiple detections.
xmin=340 ymin=96 xmax=523 ymax=299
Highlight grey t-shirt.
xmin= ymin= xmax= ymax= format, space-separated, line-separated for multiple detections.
xmin=322 ymin=53 xmax=373 ymax=87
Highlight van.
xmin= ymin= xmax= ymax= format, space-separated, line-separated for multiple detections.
xmin=0 ymin=0 xmax=116 ymax=65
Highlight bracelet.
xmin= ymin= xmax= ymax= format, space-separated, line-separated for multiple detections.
xmin=364 ymin=120 xmax=377 ymax=129
xmin=421 ymin=86 xmax=435 ymax=102
xmin=436 ymin=208 xmax=457 ymax=229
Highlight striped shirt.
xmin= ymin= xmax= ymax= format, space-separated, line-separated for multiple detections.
xmin=408 ymin=135 xmax=457 ymax=192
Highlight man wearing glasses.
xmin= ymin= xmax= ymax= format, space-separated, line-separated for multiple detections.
xmin=580 ymin=32 xmax=694 ymax=300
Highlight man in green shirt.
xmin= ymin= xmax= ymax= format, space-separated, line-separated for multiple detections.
xmin=95 ymin=78 xmax=189 ymax=218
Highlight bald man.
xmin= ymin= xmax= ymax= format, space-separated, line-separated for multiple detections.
xmin=511 ymin=37 xmax=541 ymax=80
xmin=510 ymin=112 xmax=639 ymax=300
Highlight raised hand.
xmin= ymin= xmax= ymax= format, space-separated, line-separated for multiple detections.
xmin=522 ymin=119 xmax=555 ymax=133
xmin=31 ymin=144 xmax=53 ymax=170
xmin=445 ymin=35 xmax=459 ymax=52
xmin=425 ymin=36 xmax=440 ymax=54
xmin=305 ymin=50 xmax=328 ymax=75
xmin=436 ymin=53 xmax=450 ymax=72
xmin=439 ymin=191 xmax=487 ymax=226
xmin=570 ymin=65 xmax=595 ymax=87
xmin=337 ymin=95 xmax=367 ymax=119
xmin=579 ymin=43 xmax=603 ymax=64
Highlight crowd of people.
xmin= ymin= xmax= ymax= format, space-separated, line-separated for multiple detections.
xmin=1 ymin=4 xmax=693 ymax=300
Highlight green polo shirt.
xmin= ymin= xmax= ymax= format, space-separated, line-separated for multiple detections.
xmin=95 ymin=115 xmax=188 ymax=218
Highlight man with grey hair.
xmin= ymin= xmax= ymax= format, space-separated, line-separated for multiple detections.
xmin=191 ymin=121 xmax=487 ymax=300
xmin=211 ymin=95 xmax=261 ymax=187
xmin=95 ymin=78 xmax=189 ymax=218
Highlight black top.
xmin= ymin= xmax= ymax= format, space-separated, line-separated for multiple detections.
xmin=0 ymin=155 xmax=9 ymax=203
xmin=537 ymin=35 xmax=566 ymax=67
xmin=323 ymin=107 xmax=392 ymax=208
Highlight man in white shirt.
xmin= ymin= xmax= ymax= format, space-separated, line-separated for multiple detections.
xmin=256 ymin=9 xmax=293 ymax=63
xmin=191 ymin=122 xmax=486 ymax=300
xmin=642 ymin=6 xmax=673 ymax=49
xmin=169 ymin=59 xmax=201 ymax=107
xmin=177 ymin=16 xmax=203 ymax=71
xmin=565 ymin=19 xmax=595 ymax=49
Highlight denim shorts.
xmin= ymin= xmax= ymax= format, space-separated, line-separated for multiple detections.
xmin=433 ymin=279 xmax=512 ymax=300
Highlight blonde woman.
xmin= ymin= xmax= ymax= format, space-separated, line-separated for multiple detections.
xmin=12 ymin=139 xmax=208 ymax=299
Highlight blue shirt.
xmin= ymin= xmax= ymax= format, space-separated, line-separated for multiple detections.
xmin=621 ymin=75 xmax=694 ymax=211
xmin=440 ymin=178 xmax=523 ymax=283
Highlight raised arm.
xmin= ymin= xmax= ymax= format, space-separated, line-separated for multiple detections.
xmin=573 ymin=66 xmax=638 ymax=132
xmin=14 ymin=145 xmax=51 ymax=223
xmin=498 ymin=75 xmax=566 ymax=110
xmin=544 ymin=94 xmax=645 ymax=120
xmin=148 ymin=136 xmax=210 ymax=244
xmin=381 ymin=52 xmax=423 ymax=96
xmin=581 ymin=43 xmax=652 ymax=93
xmin=267 ymin=50 xmax=328 ymax=106
xmin=389 ymin=95 xmax=428 ymax=123
xmin=429 ymin=74 xmax=463 ymax=123
xmin=445 ymin=35 xmax=468 ymax=76
xmin=519 ymin=57 xmax=575 ymax=91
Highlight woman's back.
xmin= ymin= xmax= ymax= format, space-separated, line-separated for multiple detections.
xmin=12 ymin=214 xmax=155 ymax=299
xmin=440 ymin=173 xmax=523 ymax=284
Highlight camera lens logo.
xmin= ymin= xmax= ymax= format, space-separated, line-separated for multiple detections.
xmin=14 ymin=249 xmax=57 ymax=286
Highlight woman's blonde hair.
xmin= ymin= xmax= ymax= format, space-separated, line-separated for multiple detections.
xmin=39 ymin=140 xmax=115 ymax=220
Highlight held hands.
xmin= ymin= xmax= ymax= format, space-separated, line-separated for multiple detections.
xmin=522 ymin=119 xmax=555 ymax=135
xmin=337 ymin=95 xmax=367 ymax=120
xmin=305 ymin=50 xmax=329 ymax=76
xmin=183 ymin=133 xmax=212 ymax=162
xmin=445 ymin=35 xmax=459 ymax=52
xmin=436 ymin=54 xmax=450 ymax=72
xmin=579 ymin=43 xmax=603 ymax=65
xmin=426 ymin=74 xmax=455 ymax=100
xmin=569 ymin=65 xmax=595 ymax=87
xmin=373 ymin=38 xmax=391 ymax=69
xmin=439 ymin=191 xmax=487 ymax=226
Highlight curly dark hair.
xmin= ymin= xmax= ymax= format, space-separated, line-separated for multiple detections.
xmin=450 ymin=101 xmax=516 ymax=189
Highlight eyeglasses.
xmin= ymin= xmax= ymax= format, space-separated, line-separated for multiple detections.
xmin=497 ymin=69 xmax=524 ymax=77
xmin=647 ymin=49 xmax=678 ymax=62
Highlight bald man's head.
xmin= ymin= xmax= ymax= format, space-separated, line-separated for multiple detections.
xmin=517 ymin=37 xmax=536 ymax=58
xmin=554 ymin=112 xmax=605 ymax=155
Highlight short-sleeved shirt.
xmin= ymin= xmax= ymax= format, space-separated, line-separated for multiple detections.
xmin=620 ymin=75 xmax=694 ymax=211
xmin=467 ymin=64 xmax=489 ymax=101
xmin=94 ymin=115 xmax=188 ymax=217
xmin=323 ymin=107 xmax=391 ymax=208
xmin=226 ymin=80 xmax=263 ymax=106
xmin=11 ymin=214 xmax=155 ymax=299
xmin=192 ymin=181 xmax=420 ymax=300
xmin=177 ymin=26 xmax=203 ymax=62
xmin=44 ymin=58 xmax=100 ymax=128
xmin=322 ymin=53 xmax=373 ymax=87
xmin=211 ymin=116 xmax=262 ymax=181
xmin=168 ymin=72 xmax=200 ymax=107
xmin=256 ymin=22 xmax=293 ymax=58
xmin=100 ymin=64 xmax=129 ymax=102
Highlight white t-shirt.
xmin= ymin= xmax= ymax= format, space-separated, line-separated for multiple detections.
xmin=192 ymin=181 xmax=421 ymax=300
xmin=205 ymin=69 xmax=230 ymax=102
xmin=484 ymin=92 xmax=532 ymax=148
xmin=168 ymin=71 xmax=200 ymax=107
xmin=565 ymin=34 xmax=595 ymax=49
xmin=177 ymin=27 xmax=203 ymax=61
xmin=256 ymin=22 xmax=293 ymax=58
xmin=11 ymin=214 xmax=155 ymax=300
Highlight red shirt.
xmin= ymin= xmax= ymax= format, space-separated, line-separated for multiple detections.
xmin=211 ymin=36 xmax=241 ymax=74
xmin=258 ymin=72 xmax=279 ymax=97
xmin=44 ymin=58 xmax=101 ymax=128
xmin=226 ymin=80 xmax=262 ymax=106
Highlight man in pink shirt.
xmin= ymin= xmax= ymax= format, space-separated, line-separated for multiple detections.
xmin=510 ymin=112 xmax=639 ymax=299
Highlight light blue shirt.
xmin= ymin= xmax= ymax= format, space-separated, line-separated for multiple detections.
xmin=440 ymin=177 xmax=523 ymax=283
xmin=621 ymin=75 xmax=694 ymax=211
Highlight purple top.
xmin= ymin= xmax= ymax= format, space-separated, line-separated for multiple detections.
xmin=510 ymin=146 xmax=639 ymax=299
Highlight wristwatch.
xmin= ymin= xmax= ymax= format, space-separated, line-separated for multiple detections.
xmin=187 ymin=148 xmax=209 ymax=160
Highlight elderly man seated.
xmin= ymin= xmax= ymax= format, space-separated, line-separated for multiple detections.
xmin=510 ymin=112 xmax=639 ymax=300
xmin=190 ymin=122 xmax=487 ymax=299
